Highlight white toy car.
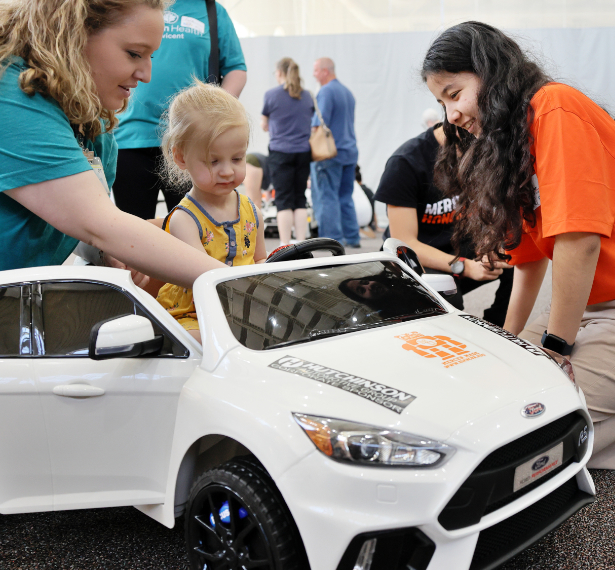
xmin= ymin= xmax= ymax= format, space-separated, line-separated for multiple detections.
xmin=0 ymin=238 xmax=594 ymax=570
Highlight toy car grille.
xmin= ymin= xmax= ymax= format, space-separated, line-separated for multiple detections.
xmin=469 ymin=476 xmax=593 ymax=570
xmin=474 ymin=412 xmax=580 ymax=471
xmin=438 ymin=411 xmax=589 ymax=531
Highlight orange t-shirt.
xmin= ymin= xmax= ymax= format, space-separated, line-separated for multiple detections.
xmin=507 ymin=83 xmax=615 ymax=305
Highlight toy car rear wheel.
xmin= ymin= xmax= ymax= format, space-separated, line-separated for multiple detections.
xmin=185 ymin=458 xmax=308 ymax=570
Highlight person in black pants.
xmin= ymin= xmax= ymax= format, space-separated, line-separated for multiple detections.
xmin=375 ymin=123 xmax=513 ymax=327
xmin=112 ymin=0 xmax=247 ymax=219
xmin=261 ymin=57 xmax=314 ymax=245
xmin=113 ymin=147 xmax=183 ymax=220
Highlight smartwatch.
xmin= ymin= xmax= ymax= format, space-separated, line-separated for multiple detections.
xmin=541 ymin=330 xmax=575 ymax=356
xmin=449 ymin=257 xmax=466 ymax=277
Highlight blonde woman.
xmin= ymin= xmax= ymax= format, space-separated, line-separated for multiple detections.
xmin=261 ymin=57 xmax=314 ymax=246
xmin=0 ymin=0 xmax=225 ymax=287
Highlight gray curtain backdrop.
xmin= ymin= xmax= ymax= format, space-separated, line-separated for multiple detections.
xmin=239 ymin=27 xmax=615 ymax=213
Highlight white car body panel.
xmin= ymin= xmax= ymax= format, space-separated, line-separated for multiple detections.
xmin=0 ymin=255 xmax=594 ymax=570
xmin=0 ymin=359 xmax=53 ymax=512
xmin=0 ymin=267 xmax=201 ymax=514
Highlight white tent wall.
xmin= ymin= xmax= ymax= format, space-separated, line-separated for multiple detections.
xmin=238 ymin=27 xmax=615 ymax=205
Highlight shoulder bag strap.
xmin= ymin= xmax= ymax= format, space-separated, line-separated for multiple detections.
xmin=205 ymin=0 xmax=220 ymax=84
xmin=310 ymin=91 xmax=330 ymax=131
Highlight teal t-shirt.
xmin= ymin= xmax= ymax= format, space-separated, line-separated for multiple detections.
xmin=0 ymin=57 xmax=118 ymax=270
xmin=114 ymin=0 xmax=246 ymax=149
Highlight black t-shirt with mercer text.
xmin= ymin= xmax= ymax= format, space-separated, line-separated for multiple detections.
xmin=375 ymin=127 xmax=458 ymax=254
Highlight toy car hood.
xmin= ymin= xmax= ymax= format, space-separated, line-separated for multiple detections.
xmin=243 ymin=312 xmax=579 ymax=441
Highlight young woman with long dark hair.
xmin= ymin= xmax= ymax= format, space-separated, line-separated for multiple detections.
xmin=422 ymin=21 xmax=615 ymax=468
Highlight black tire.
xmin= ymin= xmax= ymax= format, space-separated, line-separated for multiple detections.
xmin=185 ymin=458 xmax=309 ymax=570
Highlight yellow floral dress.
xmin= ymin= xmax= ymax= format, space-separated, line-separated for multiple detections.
xmin=157 ymin=191 xmax=259 ymax=331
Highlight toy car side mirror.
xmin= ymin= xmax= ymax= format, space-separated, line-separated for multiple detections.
xmin=89 ymin=314 xmax=163 ymax=360
xmin=382 ymin=238 xmax=424 ymax=276
xmin=421 ymin=273 xmax=458 ymax=296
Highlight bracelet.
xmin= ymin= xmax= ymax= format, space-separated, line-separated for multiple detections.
xmin=458 ymin=257 xmax=466 ymax=277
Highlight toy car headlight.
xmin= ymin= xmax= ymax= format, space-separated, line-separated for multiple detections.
xmin=539 ymin=347 xmax=578 ymax=392
xmin=293 ymin=413 xmax=454 ymax=467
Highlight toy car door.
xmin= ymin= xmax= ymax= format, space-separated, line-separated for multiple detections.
xmin=0 ymin=283 xmax=54 ymax=513
xmin=29 ymin=279 xmax=198 ymax=510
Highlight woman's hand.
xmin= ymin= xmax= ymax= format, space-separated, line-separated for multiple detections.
xmin=103 ymin=253 xmax=150 ymax=289
xmin=479 ymin=253 xmax=513 ymax=270
xmin=462 ymin=258 xmax=503 ymax=281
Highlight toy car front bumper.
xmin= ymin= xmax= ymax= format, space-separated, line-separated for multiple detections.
xmin=276 ymin=413 xmax=595 ymax=570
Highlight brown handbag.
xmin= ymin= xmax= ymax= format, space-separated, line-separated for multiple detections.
xmin=309 ymin=93 xmax=337 ymax=161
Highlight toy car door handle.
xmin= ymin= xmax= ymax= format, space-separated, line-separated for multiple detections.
xmin=52 ymin=384 xmax=105 ymax=398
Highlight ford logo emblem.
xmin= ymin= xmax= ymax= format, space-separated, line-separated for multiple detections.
xmin=521 ymin=402 xmax=546 ymax=418
xmin=532 ymin=456 xmax=549 ymax=471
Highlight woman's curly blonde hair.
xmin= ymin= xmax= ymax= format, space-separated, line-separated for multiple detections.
xmin=0 ymin=0 xmax=170 ymax=141
xmin=161 ymin=78 xmax=250 ymax=189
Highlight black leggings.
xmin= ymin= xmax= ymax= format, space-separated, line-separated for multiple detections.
xmin=113 ymin=147 xmax=184 ymax=219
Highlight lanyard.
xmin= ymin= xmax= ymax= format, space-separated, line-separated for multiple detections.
xmin=74 ymin=127 xmax=111 ymax=197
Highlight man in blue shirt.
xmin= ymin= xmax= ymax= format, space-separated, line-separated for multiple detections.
xmin=113 ymin=0 xmax=247 ymax=219
xmin=310 ymin=58 xmax=360 ymax=247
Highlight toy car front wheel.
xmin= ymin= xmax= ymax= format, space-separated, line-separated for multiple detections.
xmin=185 ymin=458 xmax=308 ymax=570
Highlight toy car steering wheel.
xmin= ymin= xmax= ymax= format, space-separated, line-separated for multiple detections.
xmin=266 ymin=238 xmax=346 ymax=263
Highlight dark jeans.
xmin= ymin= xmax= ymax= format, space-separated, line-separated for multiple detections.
xmin=113 ymin=147 xmax=184 ymax=219
xmin=267 ymin=149 xmax=311 ymax=211
xmin=425 ymin=266 xmax=514 ymax=328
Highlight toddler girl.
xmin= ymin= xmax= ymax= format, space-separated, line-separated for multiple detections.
xmin=157 ymin=80 xmax=266 ymax=343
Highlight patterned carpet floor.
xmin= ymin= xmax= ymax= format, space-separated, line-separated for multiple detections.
xmin=1 ymin=470 xmax=614 ymax=570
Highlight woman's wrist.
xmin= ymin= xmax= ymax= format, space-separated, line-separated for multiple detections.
xmin=541 ymin=331 xmax=575 ymax=356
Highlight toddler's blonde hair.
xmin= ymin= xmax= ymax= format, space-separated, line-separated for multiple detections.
xmin=161 ymin=79 xmax=250 ymax=188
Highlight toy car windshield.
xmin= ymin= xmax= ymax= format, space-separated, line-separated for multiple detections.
xmin=216 ymin=260 xmax=447 ymax=350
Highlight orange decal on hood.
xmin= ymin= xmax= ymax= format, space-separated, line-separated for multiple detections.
xmin=396 ymin=332 xmax=485 ymax=368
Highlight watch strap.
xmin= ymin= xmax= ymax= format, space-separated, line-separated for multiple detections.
xmin=450 ymin=257 xmax=466 ymax=277
xmin=541 ymin=330 xmax=575 ymax=356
